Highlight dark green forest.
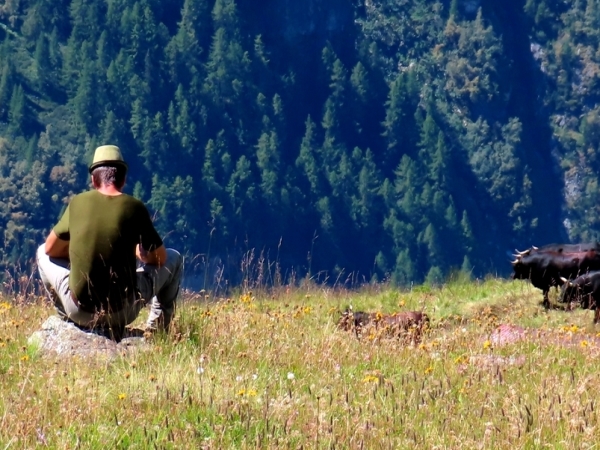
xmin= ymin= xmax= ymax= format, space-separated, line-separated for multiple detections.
xmin=0 ymin=0 xmax=597 ymax=289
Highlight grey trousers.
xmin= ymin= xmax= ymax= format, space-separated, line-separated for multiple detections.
xmin=36 ymin=245 xmax=183 ymax=331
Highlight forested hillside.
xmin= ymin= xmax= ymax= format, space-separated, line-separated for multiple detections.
xmin=0 ymin=0 xmax=595 ymax=288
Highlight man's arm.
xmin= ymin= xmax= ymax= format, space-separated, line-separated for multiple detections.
xmin=45 ymin=230 xmax=70 ymax=259
xmin=136 ymin=244 xmax=167 ymax=266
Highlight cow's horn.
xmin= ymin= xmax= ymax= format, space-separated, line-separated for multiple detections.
xmin=532 ymin=246 xmax=538 ymax=250
xmin=511 ymin=258 xmax=519 ymax=264
xmin=560 ymin=277 xmax=573 ymax=286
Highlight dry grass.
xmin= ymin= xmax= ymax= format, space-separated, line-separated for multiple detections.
xmin=2 ymin=277 xmax=600 ymax=448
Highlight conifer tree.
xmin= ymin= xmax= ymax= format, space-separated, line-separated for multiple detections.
xmin=204 ymin=0 xmax=250 ymax=110
xmin=33 ymin=34 xmax=51 ymax=90
xmin=0 ymin=62 xmax=15 ymax=119
xmin=296 ymin=115 xmax=323 ymax=198
xmin=8 ymin=84 xmax=26 ymax=134
xmin=255 ymin=130 xmax=281 ymax=206
xmin=227 ymin=155 xmax=257 ymax=219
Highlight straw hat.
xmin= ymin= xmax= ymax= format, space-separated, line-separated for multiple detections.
xmin=89 ymin=145 xmax=128 ymax=173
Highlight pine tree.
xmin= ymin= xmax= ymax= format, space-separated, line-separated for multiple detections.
xmin=226 ymin=155 xmax=257 ymax=218
xmin=69 ymin=0 xmax=104 ymax=44
xmin=392 ymin=249 xmax=416 ymax=286
xmin=71 ymin=62 xmax=101 ymax=134
xmin=381 ymin=73 xmax=419 ymax=172
xmin=166 ymin=0 xmax=211 ymax=87
xmin=96 ymin=31 xmax=113 ymax=73
xmin=394 ymin=155 xmax=422 ymax=222
xmin=140 ymin=112 xmax=169 ymax=172
xmin=349 ymin=61 xmax=370 ymax=148
xmin=8 ymin=84 xmax=26 ymax=134
xmin=100 ymin=111 xmax=125 ymax=145
xmin=203 ymin=0 xmax=250 ymax=109
xmin=48 ymin=27 xmax=62 ymax=73
xmin=0 ymin=62 xmax=15 ymax=119
xmin=296 ymin=115 xmax=323 ymax=198
xmin=255 ymin=130 xmax=280 ymax=206
xmin=355 ymin=149 xmax=382 ymax=229
xmin=33 ymin=34 xmax=51 ymax=90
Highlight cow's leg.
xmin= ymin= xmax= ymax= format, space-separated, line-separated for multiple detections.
xmin=594 ymin=308 xmax=599 ymax=325
xmin=542 ymin=290 xmax=550 ymax=310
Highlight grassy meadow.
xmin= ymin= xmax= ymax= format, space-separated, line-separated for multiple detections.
xmin=2 ymin=275 xmax=600 ymax=449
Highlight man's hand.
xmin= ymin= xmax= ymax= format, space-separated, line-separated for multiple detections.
xmin=45 ymin=230 xmax=70 ymax=259
xmin=136 ymin=244 xmax=167 ymax=266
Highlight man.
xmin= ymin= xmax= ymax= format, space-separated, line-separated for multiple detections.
xmin=36 ymin=145 xmax=183 ymax=340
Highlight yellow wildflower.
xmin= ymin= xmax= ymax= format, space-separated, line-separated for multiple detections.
xmin=580 ymin=340 xmax=589 ymax=348
xmin=237 ymin=389 xmax=246 ymax=396
xmin=424 ymin=366 xmax=433 ymax=374
xmin=455 ymin=356 xmax=467 ymax=364
xmin=362 ymin=375 xmax=379 ymax=383
xmin=20 ymin=355 xmax=29 ymax=361
xmin=240 ymin=293 xmax=254 ymax=304
xmin=563 ymin=324 xmax=579 ymax=333
xmin=118 ymin=393 xmax=126 ymax=400
xmin=483 ymin=340 xmax=492 ymax=349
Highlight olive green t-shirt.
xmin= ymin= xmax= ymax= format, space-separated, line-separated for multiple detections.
xmin=53 ymin=190 xmax=163 ymax=312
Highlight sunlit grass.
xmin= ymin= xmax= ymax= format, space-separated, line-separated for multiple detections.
xmin=1 ymin=278 xmax=600 ymax=448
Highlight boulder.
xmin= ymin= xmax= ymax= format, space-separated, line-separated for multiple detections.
xmin=28 ymin=316 xmax=150 ymax=361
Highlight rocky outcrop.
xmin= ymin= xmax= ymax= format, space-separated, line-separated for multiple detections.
xmin=28 ymin=316 xmax=150 ymax=361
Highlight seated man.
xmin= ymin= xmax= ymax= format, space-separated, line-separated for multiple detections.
xmin=36 ymin=145 xmax=183 ymax=340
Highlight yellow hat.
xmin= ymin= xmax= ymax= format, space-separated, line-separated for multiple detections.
xmin=89 ymin=145 xmax=128 ymax=173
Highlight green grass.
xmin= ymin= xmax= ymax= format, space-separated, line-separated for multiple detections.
xmin=2 ymin=277 xmax=600 ymax=448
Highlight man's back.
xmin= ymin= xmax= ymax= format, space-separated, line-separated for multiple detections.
xmin=54 ymin=190 xmax=163 ymax=312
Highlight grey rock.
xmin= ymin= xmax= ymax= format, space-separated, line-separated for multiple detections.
xmin=28 ymin=316 xmax=150 ymax=361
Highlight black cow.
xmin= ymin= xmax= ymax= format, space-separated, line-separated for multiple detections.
xmin=559 ymin=271 xmax=600 ymax=324
xmin=515 ymin=243 xmax=600 ymax=257
xmin=511 ymin=243 xmax=600 ymax=309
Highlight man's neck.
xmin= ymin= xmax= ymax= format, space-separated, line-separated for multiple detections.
xmin=96 ymin=185 xmax=123 ymax=196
